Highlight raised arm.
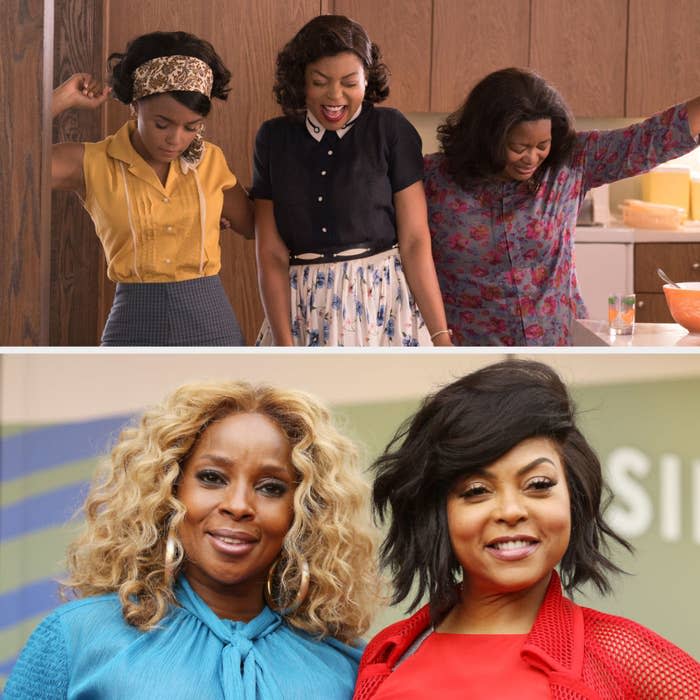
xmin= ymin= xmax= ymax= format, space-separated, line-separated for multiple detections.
xmin=394 ymin=181 xmax=452 ymax=346
xmin=254 ymin=199 xmax=294 ymax=346
xmin=686 ymin=96 xmax=700 ymax=136
xmin=221 ymin=183 xmax=254 ymax=239
xmin=580 ymin=101 xmax=699 ymax=190
xmin=51 ymin=73 xmax=110 ymax=192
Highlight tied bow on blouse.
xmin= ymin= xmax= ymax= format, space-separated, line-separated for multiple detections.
xmin=176 ymin=577 xmax=284 ymax=699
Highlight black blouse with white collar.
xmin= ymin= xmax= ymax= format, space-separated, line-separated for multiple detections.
xmin=251 ymin=103 xmax=423 ymax=256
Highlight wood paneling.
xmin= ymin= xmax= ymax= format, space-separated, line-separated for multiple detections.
xmin=627 ymin=0 xmax=700 ymax=116
xmin=431 ymin=0 xmax=529 ymax=112
xmin=635 ymin=243 xmax=700 ymax=291
xmin=330 ymin=0 xmax=432 ymax=112
xmin=635 ymin=243 xmax=700 ymax=323
xmin=106 ymin=0 xmax=319 ymax=344
xmin=51 ymin=0 xmax=109 ymax=345
xmin=0 ymin=0 xmax=52 ymax=345
xmin=530 ymin=0 xmax=627 ymax=117
xmin=635 ymin=293 xmax=673 ymax=323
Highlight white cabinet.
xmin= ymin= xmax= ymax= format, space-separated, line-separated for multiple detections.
xmin=574 ymin=241 xmax=634 ymax=320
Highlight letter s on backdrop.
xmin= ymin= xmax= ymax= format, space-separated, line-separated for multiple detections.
xmin=606 ymin=447 xmax=653 ymax=539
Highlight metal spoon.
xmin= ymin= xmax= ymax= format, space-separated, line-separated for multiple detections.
xmin=657 ymin=268 xmax=681 ymax=288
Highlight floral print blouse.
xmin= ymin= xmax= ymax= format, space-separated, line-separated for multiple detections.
xmin=424 ymin=104 xmax=698 ymax=346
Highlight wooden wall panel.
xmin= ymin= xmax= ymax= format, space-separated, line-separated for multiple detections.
xmin=431 ymin=0 xmax=530 ymax=112
xmin=106 ymin=0 xmax=320 ymax=344
xmin=0 ymin=0 xmax=52 ymax=345
xmin=530 ymin=0 xmax=627 ymax=117
xmin=51 ymin=0 xmax=109 ymax=345
xmin=330 ymin=0 xmax=432 ymax=112
xmin=627 ymin=0 xmax=700 ymax=116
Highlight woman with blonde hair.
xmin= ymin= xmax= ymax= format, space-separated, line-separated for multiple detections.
xmin=5 ymin=382 xmax=376 ymax=699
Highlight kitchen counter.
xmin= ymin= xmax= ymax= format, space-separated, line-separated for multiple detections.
xmin=576 ymin=224 xmax=700 ymax=243
xmin=572 ymin=319 xmax=700 ymax=346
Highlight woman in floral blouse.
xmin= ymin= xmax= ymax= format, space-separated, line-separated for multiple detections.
xmin=424 ymin=67 xmax=700 ymax=346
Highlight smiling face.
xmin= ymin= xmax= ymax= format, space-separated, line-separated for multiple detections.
xmin=502 ymin=118 xmax=552 ymax=181
xmin=304 ymin=51 xmax=366 ymax=130
xmin=130 ymin=93 xmax=203 ymax=167
xmin=446 ymin=436 xmax=571 ymax=599
xmin=177 ymin=412 xmax=296 ymax=613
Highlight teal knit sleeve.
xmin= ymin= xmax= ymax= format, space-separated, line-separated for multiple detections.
xmin=4 ymin=611 xmax=69 ymax=699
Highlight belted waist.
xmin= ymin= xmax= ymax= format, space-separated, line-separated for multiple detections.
xmin=289 ymin=242 xmax=397 ymax=265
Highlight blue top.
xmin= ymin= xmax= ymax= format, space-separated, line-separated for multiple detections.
xmin=4 ymin=577 xmax=362 ymax=699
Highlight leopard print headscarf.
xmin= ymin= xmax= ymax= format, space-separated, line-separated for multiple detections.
xmin=132 ymin=55 xmax=214 ymax=169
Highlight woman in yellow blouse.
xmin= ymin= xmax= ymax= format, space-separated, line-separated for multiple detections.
xmin=51 ymin=31 xmax=253 ymax=346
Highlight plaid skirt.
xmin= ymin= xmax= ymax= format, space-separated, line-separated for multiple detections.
xmin=256 ymin=249 xmax=430 ymax=347
xmin=101 ymin=275 xmax=243 ymax=347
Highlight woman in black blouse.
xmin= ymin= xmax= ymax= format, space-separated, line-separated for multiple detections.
xmin=252 ymin=15 xmax=451 ymax=347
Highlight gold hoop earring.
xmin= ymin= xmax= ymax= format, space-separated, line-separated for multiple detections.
xmin=164 ymin=534 xmax=181 ymax=581
xmin=265 ymin=558 xmax=310 ymax=615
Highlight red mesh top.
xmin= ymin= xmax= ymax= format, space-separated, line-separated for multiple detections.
xmin=354 ymin=572 xmax=700 ymax=700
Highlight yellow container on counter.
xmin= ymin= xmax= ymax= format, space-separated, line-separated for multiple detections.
xmin=691 ymin=174 xmax=700 ymax=221
xmin=640 ymin=166 xmax=690 ymax=220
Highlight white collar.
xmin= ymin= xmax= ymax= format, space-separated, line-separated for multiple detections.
xmin=305 ymin=104 xmax=363 ymax=142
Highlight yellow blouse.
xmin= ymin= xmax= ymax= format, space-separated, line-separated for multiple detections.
xmin=82 ymin=121 xmax=237 ymax=282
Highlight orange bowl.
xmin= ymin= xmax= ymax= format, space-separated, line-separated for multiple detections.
xmin=663 ymin=283 xmax=700 ymax=333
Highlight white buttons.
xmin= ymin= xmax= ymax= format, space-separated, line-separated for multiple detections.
xmin=163 ymin=196 xmax=170 ymax=203
xmin=321 ymin=227 xmax=327 ymax=233
xmin=321 ymin=170 xmax=327 ymax=176
xmin=318 ymin=196 xmax=323 ymax=202
xmin=166 ymin=225 xmax=173 ymax=232
xmin=327 ymin=150 xmax=333 ymax=156
xmin=164 ymin=258 xmax=172 ymax=264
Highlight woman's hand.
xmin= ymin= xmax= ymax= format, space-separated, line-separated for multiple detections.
xmin=430 ymin=330 xmax=453 ymax=346
xmin=255 ymin=199 xmax=294 ymax=345
xmin=52 ymin=73 xmax=111 ymax=118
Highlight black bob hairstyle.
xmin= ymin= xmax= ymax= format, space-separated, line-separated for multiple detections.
xmin=273 ymin=14 xmax=390 ymax=119
xmin=438 ymin=67 xmax=577 ymax=188
xmin=372 ymin=359 xmax=631 ymax=622
xmin=108 ymin=31 xmax=231 ymax=116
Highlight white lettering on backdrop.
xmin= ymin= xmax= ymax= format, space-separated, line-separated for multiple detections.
xmin=605 ymin=448 xmax=700 ymax=543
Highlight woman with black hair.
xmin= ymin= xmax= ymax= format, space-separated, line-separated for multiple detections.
xmin=425 ymin=67 xmax=700 ymax=346
xmin=252 ymin=15 xmax=450 ymax=347
xmin=51 ymin=31 xmax=253 ymax=346
xmin=354 ymin=359 xmax=700 ymax=699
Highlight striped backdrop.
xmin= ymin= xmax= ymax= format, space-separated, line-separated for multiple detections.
xmin=0 ymin=414 xmax=134 ymax=691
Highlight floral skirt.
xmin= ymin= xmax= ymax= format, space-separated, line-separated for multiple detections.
xmin=256 ymin=249 xmax=430 ymax=347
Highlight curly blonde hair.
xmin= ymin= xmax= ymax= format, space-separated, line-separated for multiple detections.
xmin=63 ymin=381 xmax=378 ymax=643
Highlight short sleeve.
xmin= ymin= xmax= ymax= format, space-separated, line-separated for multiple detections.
xmin=4 ymin=611 xmax=69 ymax=699
xmin=251 ymin=120 xmax=272 ymax=200
xmin=386 ymin=111 xmax=424 ymax=193
xmin=201 ymin=142 xmax=237 ymax=191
